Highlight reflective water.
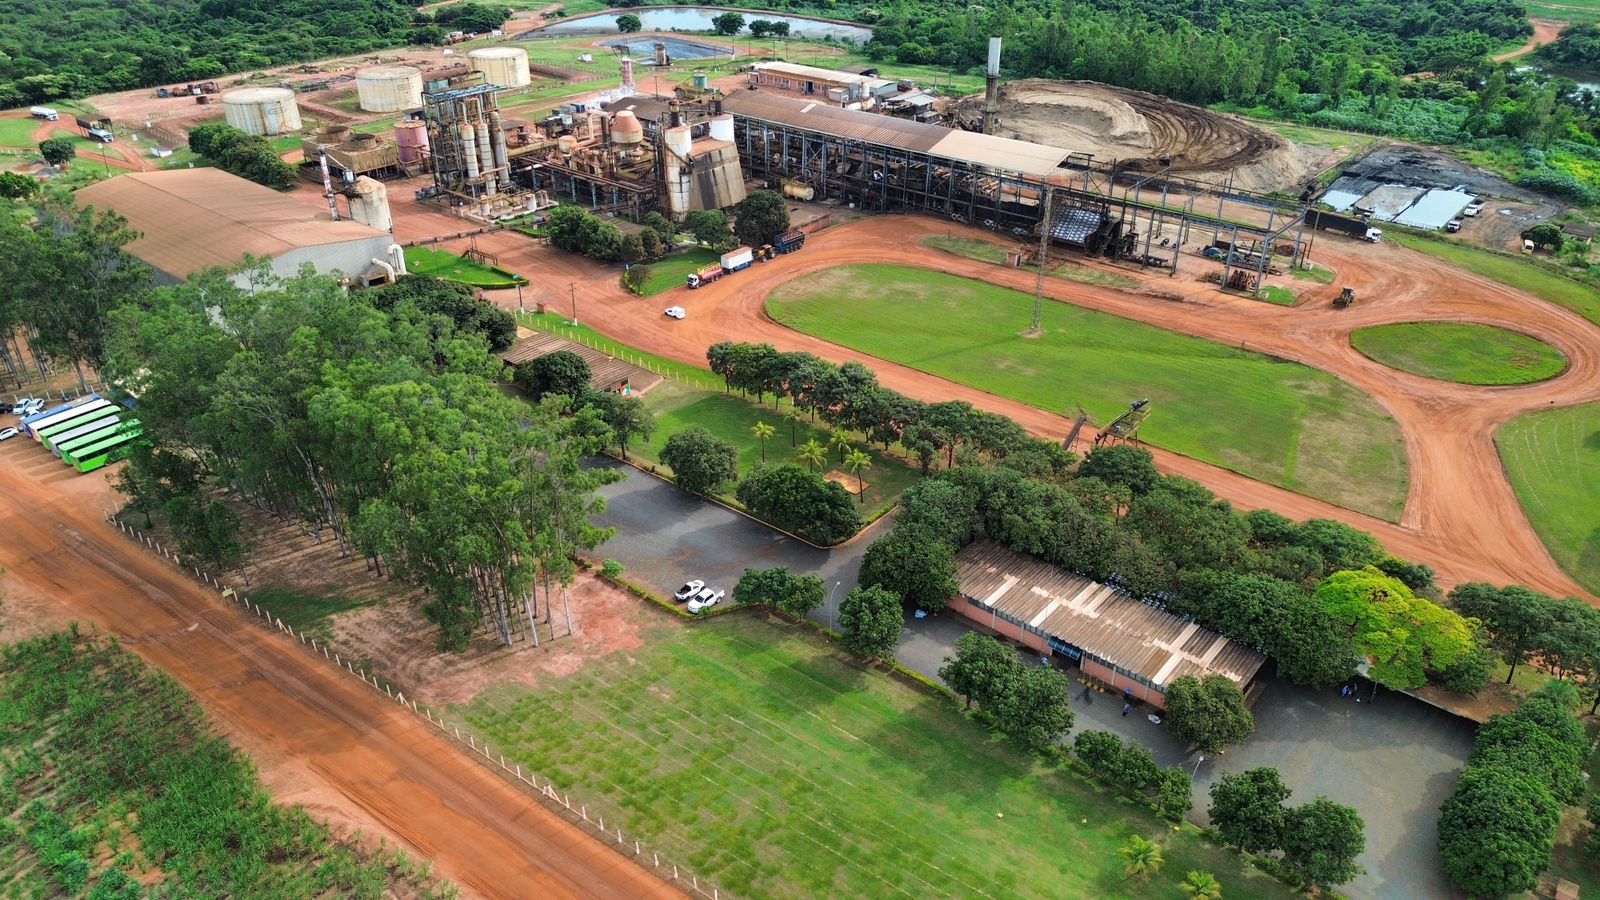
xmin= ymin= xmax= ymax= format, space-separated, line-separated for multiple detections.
xmin=526 ymin=7 xmax=872 ymax=43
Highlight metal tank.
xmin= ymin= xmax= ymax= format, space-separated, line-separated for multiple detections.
xmin=708 ymin=114 xmax=735 ymax=143
xmin=468 ymin=47 xmax=532 ymax=88
xmin=394 ymin=121 xmax=430 ymax=165
xmin=221 ymin=87 xmax=302 ymax=136
xmin=355 ymin=65 xmax=423 ymax=112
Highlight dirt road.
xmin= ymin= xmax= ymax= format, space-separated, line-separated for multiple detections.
xmin=1493 ymin=19 xmax=1567 ymax=62
xmin=457 ymin=215 xmax=1600 ymax=599
xmin=0 ymin=449 xmax=682 ymax=900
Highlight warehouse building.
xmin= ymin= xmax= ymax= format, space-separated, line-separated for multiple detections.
xmin=76 ymin=169 xmax=399 ymax=289
xmin=951 ymin=540 xmax=1266 ymax=709
xmin=746 ymin=61 xmax=898 ymax=108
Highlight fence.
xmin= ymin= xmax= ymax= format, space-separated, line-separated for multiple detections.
xmin=515 ymin=312 xmax=724 ymax=394
xmin=102 ymin=506 xmax=724 ymax=900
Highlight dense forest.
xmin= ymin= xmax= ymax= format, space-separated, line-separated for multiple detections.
xmin=1541 ymin=24 xmax=1600 ymax=71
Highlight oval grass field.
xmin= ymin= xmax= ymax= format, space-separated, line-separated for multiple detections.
xmin=1350 ymin=322 xmax=1567 ymax=385
xmin=767 ymin=265 xmax=1408 ymax=521
xmin=1497 ymin=402 xmax=1600 ymax=596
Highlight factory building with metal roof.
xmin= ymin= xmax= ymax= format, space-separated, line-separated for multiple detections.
xmin=76 ymin=169 xmax=398 ymax=289
xmin=952 ymin=539 xmax=1266 ymax=709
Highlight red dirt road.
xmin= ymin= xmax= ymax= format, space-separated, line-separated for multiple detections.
xmin=0 ymin=449 xmax=682 ymax=900
xmin=460 ymin=215 xmax=1600 ymax=599
xmin=1493 ymin=19 xmax=1567 ymax=62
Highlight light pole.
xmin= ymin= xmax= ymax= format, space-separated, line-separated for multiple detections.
xmin=1191 ymin=754 xmax=1206 ymax=777
xmin=569 ymin=281 xmax=578 ymax=326
xmin=826 ymin=580 xmax=841 ymax=630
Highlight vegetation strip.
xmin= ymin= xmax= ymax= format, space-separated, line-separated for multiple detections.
xmin=1496 ymin=402 xmax=1600 ymax=595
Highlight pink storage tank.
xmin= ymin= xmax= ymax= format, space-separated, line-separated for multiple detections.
xmin=395 ymin=121 xmax=430 ymax=165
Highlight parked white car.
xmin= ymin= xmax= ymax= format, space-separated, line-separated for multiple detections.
xmin=687 ymin=586 xmax=725 ymax=614
xmin=664 ymin=306 xmax=686 ymax=319
xmin=0 ymin=427 xmax=17 ymax=442
xmin=1462 ymin=202 xmax=1484 ymax=217
xmin=673 ymin=579 xmax=705 ymax=603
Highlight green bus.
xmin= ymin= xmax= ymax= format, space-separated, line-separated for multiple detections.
xmin=73 ymin=428 xmax=145 ymax=474
xmin=60 ymin=419 xmax=141 ymax=466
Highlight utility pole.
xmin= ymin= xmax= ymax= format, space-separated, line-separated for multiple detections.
xmin=569 ymin=282 xmax=578 ymax=326
xmin=1028 ymin=186 xmax=1052 ymax=337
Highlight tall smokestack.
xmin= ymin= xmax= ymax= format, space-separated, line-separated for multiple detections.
xmin=982 ymin=37 xmax=1001 ymax=135
xmin=620 ymin=56 xmax=635 ymax=94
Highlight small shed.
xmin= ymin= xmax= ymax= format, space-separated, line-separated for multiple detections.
xmin=1561 ymin=223 xmax=1596 ymax=246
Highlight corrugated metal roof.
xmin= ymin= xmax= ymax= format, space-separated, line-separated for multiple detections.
xmin=956 ymin=540 xmax=1266 ymax=688
xmin=1393 ymin=188 xmax=1474 ymax=230
xmin=721 ymin=91 xmax=1072 ymax=177
xmin=750 ymin=62 xmax=893 ymax=91
xmin=76 ymin=169 xmax=388 ymax=279
xmin=501 ymin=331 xmax=664 ymax=394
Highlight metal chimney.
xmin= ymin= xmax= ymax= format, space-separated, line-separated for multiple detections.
xmin=982 ymin=37 xmax=1002 ymax=135
xmin=318 ymin=148 xmax=340 ymax=220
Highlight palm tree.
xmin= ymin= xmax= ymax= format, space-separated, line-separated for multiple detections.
xmin=1179 ymin=870 xmax=1222 ymax=900
xmin=751 ymin=421 xmax=776 ymax=463
xmin=844 ymin=449 xmax=871 ymax=504
xmin=797 ymin=439 xmax=827 ymax=472
xmin=1120 ymin=835 xmax=1164 ymax=884
xmin=828 ymin=428 xmax=852 ymax=464
xmin=784 ymin=407 xmax=804 ymax=447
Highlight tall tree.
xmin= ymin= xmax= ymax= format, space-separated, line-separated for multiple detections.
xmin=1281 ymin=798 xmax=1365 ymax=891
xmin=992 ymin=664 xmax=1074 ymax=752
xmin=1164 ymin=675 xmax=1255 ymax=753
xmin=751 ymin=420 xmax=776 ymax=463
xmin=939 ymin=632 xmax=1023 ymax=708
xmin=38 ymin=137 xmax=75 ymax=167
xmin=1438 ymin=765 xmax=1560 ymax=898
xmin=1314 ymin=566 xmax=1479 ymax=690
xmin=844 ymin=448 xmax=872 ymax=503
xmin=660 ymin=426 xmax=738 ymax=496
xmin=515 ymin=350 xmax=591 ymax=402
xmin=1208 ymin=768 xmax=1290 ymax=854
xmin=859 ymin=524 xmax=957 ymax=613
xmin=733 ymin=189 xmax=791 ymax=248
xmin=1448 ymin=582 xmax=1555 ymax=683
xmin=837 ymin=585 xmax=903 ymax=661
xmin=796 ymin=438 xmax=827 ymax=472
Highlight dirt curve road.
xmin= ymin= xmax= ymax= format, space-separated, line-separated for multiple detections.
xmin=464 ymin=214 xmax=1600 ymax=599
xmin=0 ymin=450 xmax=681 ymax=900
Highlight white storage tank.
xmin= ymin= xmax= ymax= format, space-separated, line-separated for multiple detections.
xmin=356 ymin=65 xmax=423 ymax=112
xmin=469 ymin=47 xmax=532 ymax=88
xmin=221 ymin=87 xmax=302 ymax=136
xmin=709 ymin=114 xmax=735 ymax=143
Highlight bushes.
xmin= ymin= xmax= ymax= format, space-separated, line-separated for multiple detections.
xmin=735 ymin=462 xmax=861 ymax=545
xmin=1071 ymin=730 xmax=1193 ymax=818
xmin=1515 ymin=168 xmax=1600 ymax=206
xmin=545 ymin=205 xmax=624 ymax=262
xmin=186 ymin=123 xmax=295 ymax=189
xmin=732 ymin=566 xmax=827 ymax=617
xmin=661 ymin=427 xmax=739 ymax=496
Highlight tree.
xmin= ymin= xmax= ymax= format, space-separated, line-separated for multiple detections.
xmin=1314 ymin=566 xmax=1479 ymax=690
xmin=582 ymin=390 xmax=654 ymax=456
xmin=940 ymin=632 xmax=1023 ymax=708
xmin=0 ymin=172 xmax=38 ymax=200
xmin=712 ymin=11 xmax=745 ymax=34
xmin=369 ymin=274 xmax=515 ymax=351
xmin=736 ymin=463 xmax=862 ymax=545
xmin=749 ymin=18 xmax=774 ymax=38
xmin=1178 ymin=870 xmax=1222 ymax=900
xmin=1119 ymin=835 xmax=1164 ymax=884
xmin=1208 ymin=768 xmax=1290 ymax=854
xmin=1158 ymin=768 xmax=1195 ymax=820
xmin=844 ymin=448 xmax=872 ymax=503
xmin=796 ymin=438 xmax=826 ymax=471
xmin=859 ymin=524 xmax=957 ymax=612
xmin=1114 ymin=742 xmax=1163 ymax=793
xmin=638 ymin=228 xmax=662 ymax=260
xmin=618 ymin=232 xmax=645 ymax=266
xmin=751 ymin=420 xmax=776 ymax=463
xmin=732 ymin=566 xmax=826 ymax=617
xmin=1281 ymin=798 xmax=1365 ymax=890
xmin=733 ymin=190 xmax=791 ymax=248
xmin=39 ymin=137 xmax=75 ymax=167
xmin=1448 ymin=582 xmax=1555 ymax=683
xmin=1164 ymin=675 xmax=1255 ymax=753
xmin=514 ymin=350 xmax=591 ymax=403
xmin=1526 ymin=222 xmax=1564 ymax=252
xmin=1078 ymin=445 xmax=1159 ymax=494
xmin=837 ymin=585 xmax=903 ymax=661
xmin=1438 ymin=765 xmax=1560 ymax=898
xmin=684 ymin=209 xmax=734 ymax=249
xmin=1073 ymin=729 xmax=1124 ymax=774
xmin=660 ymin=426 xmax=738 ymax=495
xmin=992 ymin=664 xmax=1073 ymax=752
xmin=616 ymin=13 xmax=642 ymax=32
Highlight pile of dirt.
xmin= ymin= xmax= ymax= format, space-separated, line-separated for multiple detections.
xmin=962 ymin=80 xmax=1321 ymax=194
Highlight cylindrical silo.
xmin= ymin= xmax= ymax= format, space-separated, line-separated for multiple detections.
xmin=355 ymin=65 xmax=423 ymax=112
xmin=709 ymin=114 xmax=735 ymax=143
xmin=468 ymin=47 xmax=531 ymax=88
xmin=395 ymin=121 xmax=430 ymax=165
xmin=460 ymin=124 xmax=479 ymax=179
xmin=221 ymin=87 xmax=302 ymax=136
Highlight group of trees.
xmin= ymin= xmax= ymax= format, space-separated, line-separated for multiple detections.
xmin=747 ymin=19 xmax=794 ymax=39
xmin=509 ymin=350 xmax=656 ymax=456
xmin=1209 ymin=769 xmax=1366 ymax=892
xmin=731 ymin=565 xmax=826 ymax=618
xmin=420 ymin=2 xmax=511 ymax=37
xmin=545 ymin=206 xmax=625 ymax=264
xmin=1072 ymin=729 xmax=1193 ymax=819
xmin=362 ymin=274 xmax=515 ymax=352
xmin=1437 ymin=682 xmax=1587 ymax=898
xmin=102 ymin=264 xmax=619 ymax=651
xmin=676 ymin=191 xmax=791 ymax=254
xmin=187 ymin=123 xmax=295 ymax=190
xmin=0 ymin=0 xmax=424 ymax=107
xmin=1539 ymin=23 xmax=1600 ymax=70
xmin=1450 ymin=581 xmax=1600 ymax=710
xmin=938 ymin=632 xmax=1075 ymax=752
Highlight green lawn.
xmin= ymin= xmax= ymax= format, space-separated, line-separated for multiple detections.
xmin=1258 ymin=285 xmax=1298 ymax=306
xmin=0 ymin=117 xmax=40 ymax=149
xmin=768 ymin=265 xmax=1409 ymax=520
xmin=922 ymin=234 xmax=1012 ymax=264
xmin=404 ymin=246 xmax=525 ymax=288
xmin=1496 ymin=403 xmax=1600 ymax=595
xmin=635 ymin=247 xmax=720 ymax=296
xmin=248 ymin=587 xmax=376 ymax=641
xmin=1351 ymin=323 xmax=1567 ymax=385
xmin=1292 ymin=264 xmax=1336 ymax=284
xmin=459 ymin=611 xmax=1298 ymax=900
xmin=1389 ymin=232 xmax=1600 ymax=327
xmin=634 ymin=381 xmax=919 ymax=518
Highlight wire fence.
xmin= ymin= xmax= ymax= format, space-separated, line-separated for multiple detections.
xmin=516 ymin=314 xmax=724 ymax=395
xmin=102 ymin=506 xmax=725 ymax=900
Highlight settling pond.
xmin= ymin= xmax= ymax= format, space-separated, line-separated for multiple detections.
xmin=523 ymin=7 xmax=872 ymax=42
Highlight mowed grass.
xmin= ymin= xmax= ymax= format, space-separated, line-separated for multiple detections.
xmin=1258 ymin=285 xmax=1299 ymax=306
xmin=0 ymin=116 xmax=41 ymax=149
xmin=635 ymin=246 xmax=720 ymax=296
xmin=768 ymin=265 xmax=1409 ymax=519
xmin=403 ymin=246 xmax=524 ymax=288
xmin=923 ymin=234 xmax=1012 ymax=264
xmin=1351 ymin=322 xmax=1568 ymax=385
xmin=1497 ymin=402 xmax=1600 ymax=595
xmin=460 ymin=612 xmax=1298 ymax=900
xmin=1389 ymin=232 xmax=1600 ymax=326
xmin=634 ymin=381 xmax=919 ymax=517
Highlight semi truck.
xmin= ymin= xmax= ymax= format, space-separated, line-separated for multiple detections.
xmin=686 ymin=246 xmax=756 ymax=289
xmin=29 ymin=106 xmax=59 ymax=120
xmin=773 ymin=230 xmax=806 ymax=254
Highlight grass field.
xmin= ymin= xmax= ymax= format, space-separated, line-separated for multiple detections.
xmin=635 ymin=381 xmax=919 ymax=517
xmin=0 ymin=117 xmax=40 ymax=149
xmin=404 ymin=246 xmax=525 ymax=288
xmin=460 ymin=611 xmax=1297 ymax=900
xmin=1389 ymin=232 xmax=1600 ymax=326
xmin=1526 ymin=0 xmax=1600 ymax=23
xmin=923 ymin=234 xmax=1012 ymax=264
xmin=768 ymin=265 xmax=1409 ymax=519
xmin=1258 ymin=285 xmax=1298 ymax=306
xmin=635 ymin=247 xmax=720 ymax=296
xmin=1292 ymin=264 xmax=1336 ymax=284
xmin=249 ymin=587 xmax=376 ymax=641
xmin=1351 ymin=323 xmax=1568 ymax=385
xmin=1497 ymin=402 xmax=1600 ymax=595
xmin=0 ymin=631 xmax=446 ymax=898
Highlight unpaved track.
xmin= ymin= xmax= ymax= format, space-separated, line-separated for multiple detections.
xmin=464 ymin=216 xmax=1600 ymax=599
xmin=1494 ymin=19 xmax=1566 ymax=62
xmin=0 ymin=451 xmax=682 ymax=900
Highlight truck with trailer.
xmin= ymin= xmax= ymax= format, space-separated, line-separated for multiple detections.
xmin=773 ymin=230 xmax=806 ymax=255
xmin=29 ymin=106 xmax=59 ymax=121
xmin=686 ymin=246 xmax=757 ymax=288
